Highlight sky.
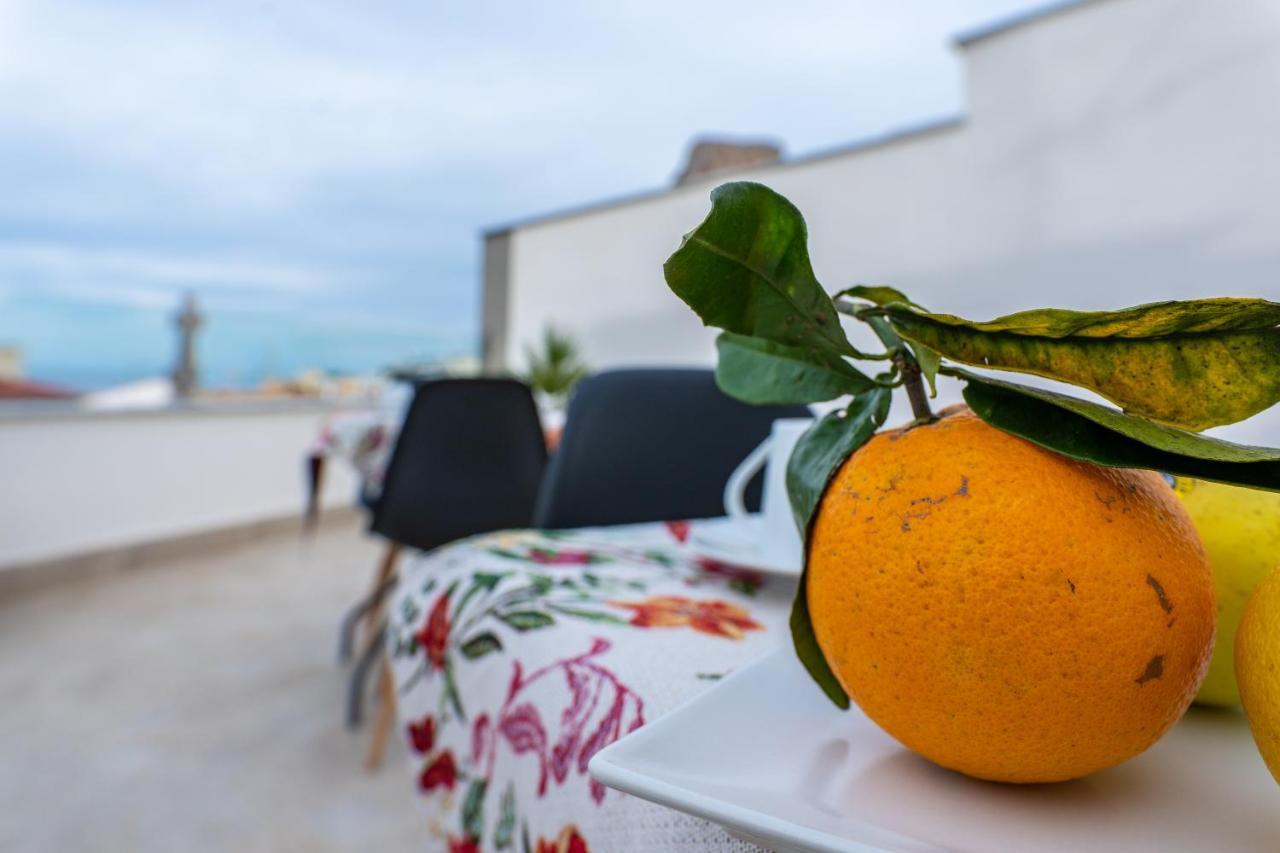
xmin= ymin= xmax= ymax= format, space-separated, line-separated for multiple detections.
xmin=0 ymin=0 xmax=1036 ymax=389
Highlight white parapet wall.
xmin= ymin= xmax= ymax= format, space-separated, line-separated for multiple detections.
xmin=0 ymin=401 xmax=368 ymax=570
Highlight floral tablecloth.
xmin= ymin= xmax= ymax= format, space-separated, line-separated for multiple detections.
xmin=386 ymin=522 xmax=795 ymax=852
xmin=312 ymin=410 xmax=399 ymax=504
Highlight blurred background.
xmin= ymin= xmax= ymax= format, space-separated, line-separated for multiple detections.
xmin=2 ymin=0 xmax=1278 ymax=849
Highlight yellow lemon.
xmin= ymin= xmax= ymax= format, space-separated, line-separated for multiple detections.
xmin=1175 ymin=479 xmax=1280 ymax=706
xmin=1236 ymin=564 xmax=1280 ymax=785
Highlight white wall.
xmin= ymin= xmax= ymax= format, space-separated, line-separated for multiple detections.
xmin=0 ymin=404 xmax=365 ymax=568
xmin=498 ymin=0 xmax=1280 ymax=444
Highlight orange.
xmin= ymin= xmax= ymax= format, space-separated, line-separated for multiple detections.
xmin=808 ymin=406 xmax=1216 ymax=783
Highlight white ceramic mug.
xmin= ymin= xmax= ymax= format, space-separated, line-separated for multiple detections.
xmin=723 ymin=417 xmax=813 ymax=566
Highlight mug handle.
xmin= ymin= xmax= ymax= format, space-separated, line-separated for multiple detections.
xmin=723 ymin=437 xmax=772 ymax=518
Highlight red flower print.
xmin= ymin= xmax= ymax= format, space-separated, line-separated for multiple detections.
xmin=536 ymin=825 xmax=589 ymax=853
xmin=418 ymin=750 xmax=458 ymax=792
xmin=415 ymin=591 xmax=452 ymax=671
xmin=498 ymin=702 xmax=549 ymax=794
xmin=473 ymin=640 xmax=644 ymax=808
xmin=695 ymin=557 xmax=764 ymax=587
xmin=664 ymin=520 xmax=691 ymax=543
xmin=357 ymin=424 xmax=387 ymax=454
xmin=528 ymin=547 xmax=594 ymax=565
xmin=448 ymin=837 xmax=480 ymax=853
xmin=610 ymin=595 xmax=763 ymax=639
xmin=406 ymin=715 xmax=435 ymax=753
xmin=471 ymin=713 xmax=491 ymax=765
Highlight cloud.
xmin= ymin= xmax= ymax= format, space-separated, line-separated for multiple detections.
xmin=0 ymin=0 xmax=1036 ymax=381
xmin=0 ymin=0 xmax=1032 ymax=205
xmin=0 ymin=241 xmax=342 ymax=291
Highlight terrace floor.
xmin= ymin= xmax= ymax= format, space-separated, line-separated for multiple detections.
xmin=0 ymin=516 xmax=423 ymax=852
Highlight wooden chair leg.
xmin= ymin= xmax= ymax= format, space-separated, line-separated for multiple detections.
xmin=364 ymin=657 xmax=396 ymax=772
xmin=362 ymin=543 xmax=402 ymax=639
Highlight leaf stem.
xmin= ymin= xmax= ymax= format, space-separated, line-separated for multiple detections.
xmin=837 ymin=299 xmax=934 ymax=422
xmin=898 ymin=358 xmax=934 ymax=423
xmin=831 ymin=299 xmax=894 ymax=360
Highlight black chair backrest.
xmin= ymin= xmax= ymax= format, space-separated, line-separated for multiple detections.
xmin=532 ymin=368 xmax=811 ymax=529
xmin=371 ymin=378 xmax=546 ymax=551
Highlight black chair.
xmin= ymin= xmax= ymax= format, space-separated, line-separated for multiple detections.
xmin=341 ymin=378 xmax=546 ymax=765
xmin=532 ymin=368 xmax=810 ymax=529
xmin=370 ymin=377 xmax=547 ymax=551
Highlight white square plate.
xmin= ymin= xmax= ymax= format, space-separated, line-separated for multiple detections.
xmin=589 ymin=647 xmax=1280 ymax=852
xmin=688 ymin=515 xmax=802 ymax=577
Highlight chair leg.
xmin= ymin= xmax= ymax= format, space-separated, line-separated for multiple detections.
xmin=338 ymin=575 xmax=399 ymax=663
xmin=346 ymin=622 xmax=387 ymax=730
xmin=364 ymin=658 xmax=397 ymax=772
xmin=362 ymin=543 xmax=402 ymax=635
xmin=304 ymin=452 xmax=325 ymax=531
xmin=337 ymin=542 xmax=402 ymax=663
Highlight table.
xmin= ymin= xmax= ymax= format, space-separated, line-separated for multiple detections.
xmin=386 ymin=522 xmax=794 ymax=852
xmin=308 ymin=410 xmax=398 ymax=522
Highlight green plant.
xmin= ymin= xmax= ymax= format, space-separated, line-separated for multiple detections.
xmin=664 ymin=181 xmax=1280 ymax=707
xmin=525 ymin=326 xmax=588 ymax=404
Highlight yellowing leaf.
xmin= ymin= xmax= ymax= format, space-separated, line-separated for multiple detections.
xmin=886 ymin=299 xmax=1280 ymax=430
xmin=833 ymin=285 xmax=918 ymax=308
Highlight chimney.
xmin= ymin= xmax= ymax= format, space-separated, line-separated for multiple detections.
xmin=675 ymin=137 xmax=783 ymax=186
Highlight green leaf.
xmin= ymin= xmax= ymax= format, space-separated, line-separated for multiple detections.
xmin=714 ymin=332 xmax=876 ymax=405
xmin=789 ymin=584 xmax=846 ymax=710
xmin=494 ymin=783 xmax=516 ymax=849
xmin=910 ymin=341 xmax=941 ymax=397
xmin=546 ymin=604 xmax=630 ymax=624
xmin=443 ymin=657 xmax=466 ymax=721
xmin=958 ymin=370 xmax=1280 ymax=491
xmin=664 ymin=182 xmax=854 ymax=356
xmin=786 ymin=387 xmax=893 ymax=533
xmin=459 ymin=632 xmax=504 ymax=660
xmin=638 ymin=549 xmax=672 ymax=568
xmin=525 ymin=325 xmax=588 ymax=401
xmin=462 ymin=778 xmax=487 ymax=842
xmin=399 ymin=597 xmax=420 ymax=626
xmin=784 ymin=387 xmax=892 ymax=709
xmin=473 ymin=572 xmax=509 ymax=591
xmin=455 ymin=573 xmax=509 ymax=620
xmin=831 ymin=287 xmax=938 ymax=394
xmin=833 ymin=284 xmax=919 ymax=308
xmin=884 ymin=298 xmax=1280 ymax=430
xmin=497 ymin=610 xmax=555 ymax=632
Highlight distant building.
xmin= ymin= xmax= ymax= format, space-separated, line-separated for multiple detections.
xmin=0 ymin=344 xmax=75 ymax=400
xmin=0 ymin=346 xmax=21 ymax=381
xmin=480 ymin=0 xmax=1280 ymax=438
xmin=80 ymin=377 xmax=175 ymax=411
xmin=0 ymin=378 xmax=75 ymax=400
